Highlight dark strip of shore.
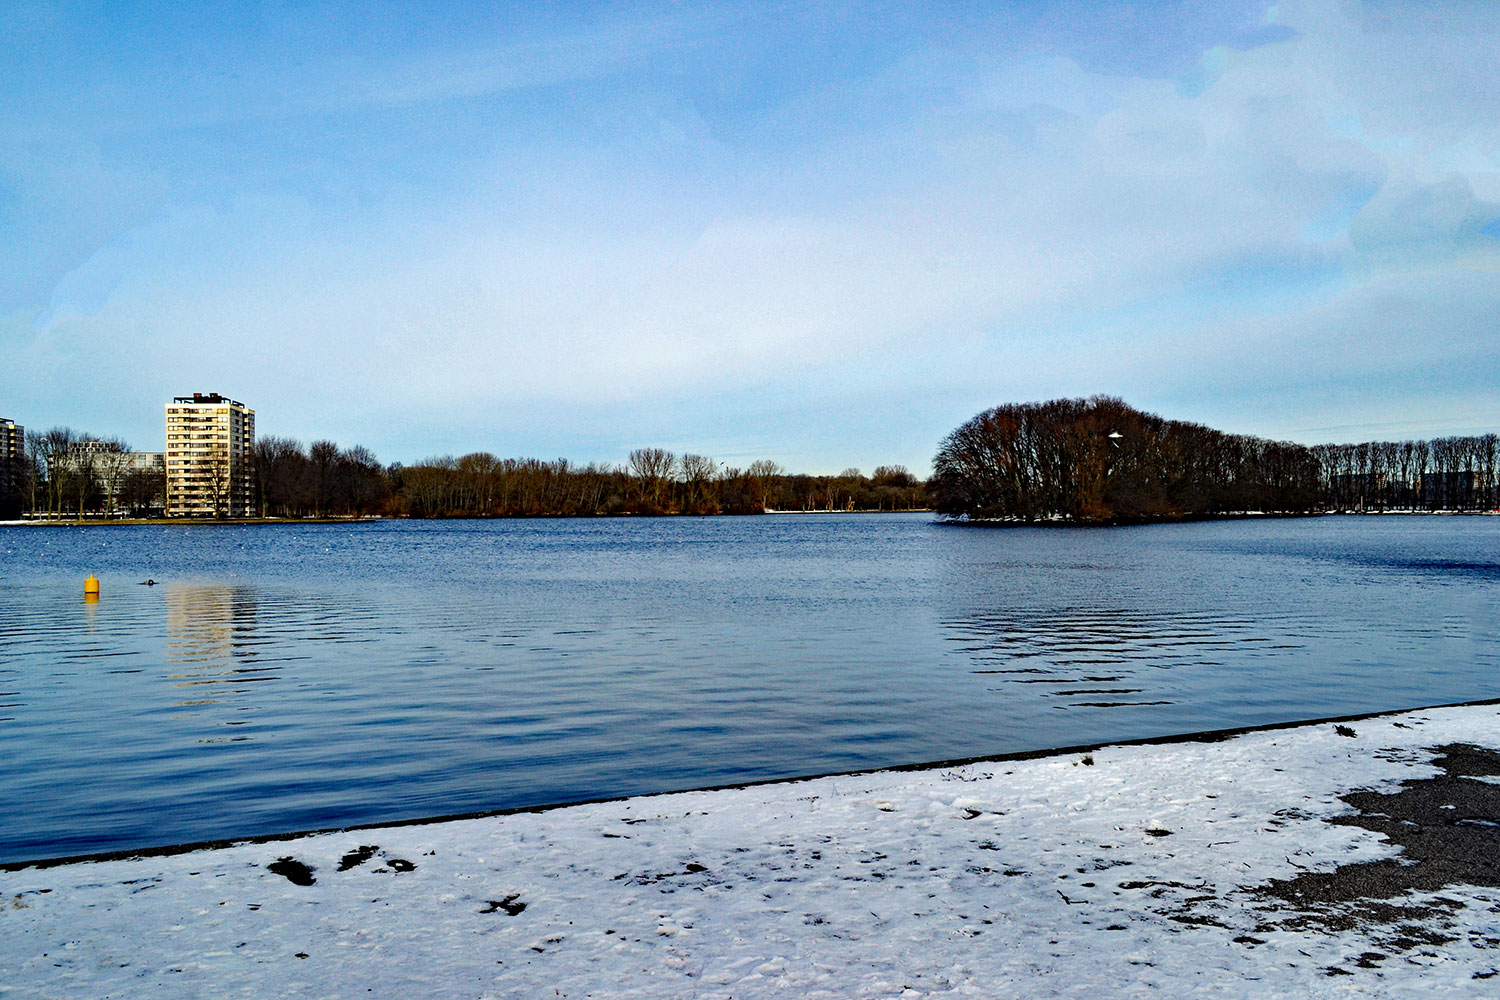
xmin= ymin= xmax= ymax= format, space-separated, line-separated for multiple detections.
xmin=7 ymin=510 xmax=933 ymax=527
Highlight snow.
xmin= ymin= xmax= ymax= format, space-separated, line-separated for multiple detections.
xmin=5 ymin=705 xmax=1500 ymax=997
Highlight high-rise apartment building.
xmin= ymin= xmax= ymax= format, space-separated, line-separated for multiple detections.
xmin=165 ymin=393 xmax=255 ymax=518
xmin=0 ymin=418 xmax=22 ymax=467
xmin=0 ymin=417 xmax=23 ymax=517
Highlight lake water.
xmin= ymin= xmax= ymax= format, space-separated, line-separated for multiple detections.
xmin=2 ymin=514 xmax=1497 ymax=864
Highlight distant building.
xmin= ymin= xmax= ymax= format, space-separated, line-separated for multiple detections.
xmin=127 ymin=451 xmax=166 ymax=473
xmin=0 ymin=417 xmax=22 ymax=463
xmin=1421 ymin=470 xmax=1487 ymax=510
xmin=42 ymin=442 xmax=166 ymax=516
xmin=121 ymin=452 xmax=167 ymax=516
xmin=52 ymin=438 xmax=120 ymax=475
xmin=0 ymin=417 xmax=23 ymax=517
xmin=165 ymin=393 xmax=255 ymax=518
xmin=51 ymin=441 xmax=160 ymax=479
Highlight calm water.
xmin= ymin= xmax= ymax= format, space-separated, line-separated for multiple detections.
xmin=1 ymin=514 xmax=1497 ymax=864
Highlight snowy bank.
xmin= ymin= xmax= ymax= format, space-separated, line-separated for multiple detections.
xmin=5 ymin=704 xmax=1500 ymax=998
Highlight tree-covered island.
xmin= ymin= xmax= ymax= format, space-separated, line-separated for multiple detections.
xmin=931 ymin=396 xmax=1497 ymax=524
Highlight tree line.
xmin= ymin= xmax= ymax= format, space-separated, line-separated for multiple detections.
xmin=3 ymin=431 xmax=928 ymax=518
xmin=11 ymin=407 xmax=1495 ymax=522
xmin=252 ymin=437 xmax=388 ymax=517
xmin=931 ymin=396 xmax=1498 ymax=523
xmin=387 ymin=450 xmax=927 ymax=517
xmin=1313 ymin=436 xmax=1500 ymax=511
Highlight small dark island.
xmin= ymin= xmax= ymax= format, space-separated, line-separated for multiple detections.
xmin=929 ymin=396 xmax=1495 ymax=525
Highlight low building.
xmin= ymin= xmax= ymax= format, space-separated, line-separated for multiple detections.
xmin=128 ymin=451 xmax=165 ymax=473
xmin=165 ymin=393 xmax=256 ymax=518
xmin=49 ymin=438 xmax=122 ymax=478
xmin=1421 ymin=470 xmax=1489 ymax=510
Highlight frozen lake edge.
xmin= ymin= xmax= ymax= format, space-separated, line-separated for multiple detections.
xmin=5 ymin=701 xmax=1500 ymax=997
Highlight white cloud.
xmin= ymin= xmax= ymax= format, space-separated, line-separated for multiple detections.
xmin=7 ymin=0 xmax=1499 ymax=468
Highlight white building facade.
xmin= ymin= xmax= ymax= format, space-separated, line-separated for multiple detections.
xmin=165 ymin=393 xmax=255 ymax=518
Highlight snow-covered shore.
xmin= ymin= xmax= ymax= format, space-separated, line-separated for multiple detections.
xmin=5 ymin=704 xmax=1500 ymax=998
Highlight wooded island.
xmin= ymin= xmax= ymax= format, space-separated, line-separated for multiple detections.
xmin=931 ymin=396 xmax=1497 ymax=523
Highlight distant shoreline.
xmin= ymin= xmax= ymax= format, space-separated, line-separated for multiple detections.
xmin=927 ymin=508 xmax=1498 ymax=527
xmin=4 ymin=508 xmax=1494 ymax=529
xmin=0 ymin=509 xmax=934 ymax=527
xmin=0 ymin=517 xmax=381 ymax=527
xmin=940 ymin=511 xmax=1325 ymax=527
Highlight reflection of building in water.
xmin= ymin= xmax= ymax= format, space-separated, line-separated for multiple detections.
xmin=165 ymin=584 xmax=273 ymax=712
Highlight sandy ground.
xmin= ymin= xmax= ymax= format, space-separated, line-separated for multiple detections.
xmin=4 ymin=704 xmax=1500 ymax=998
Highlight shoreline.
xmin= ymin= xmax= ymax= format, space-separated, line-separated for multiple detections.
xmin=5 ymin=508 xmax=1493 ymax=529
xmin=5 ymin=701 xmax=1500 ymax=996
xmin=0 ymin=509 xmax=934 ymax=528
xmin=940 ymin=509 xmax=1500 ymax=527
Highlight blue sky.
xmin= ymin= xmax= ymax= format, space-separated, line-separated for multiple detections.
xmin=3 ymin=0 xmax=1497 ymax=473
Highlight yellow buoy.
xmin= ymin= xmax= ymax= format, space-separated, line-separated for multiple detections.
xmin=84 ymin=575 xmax=100 ymax=595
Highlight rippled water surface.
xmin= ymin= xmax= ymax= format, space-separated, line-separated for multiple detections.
xmin=1 ymin=514 xmax=1497 ymax=863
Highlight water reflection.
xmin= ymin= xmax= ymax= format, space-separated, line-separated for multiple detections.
xmin=164 ymin=584 xmax=276 ymax=713
xmin=2 ymin=514 xmax=1497 ymax=865
xmin=944 ymin=606 xmax=1305 ymax=709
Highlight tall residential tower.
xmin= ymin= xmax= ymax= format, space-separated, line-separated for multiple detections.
xmin=165 ymin=393 xmax=255 ymax=518
xmin=0 ymin=417 xmax=23 ymax=518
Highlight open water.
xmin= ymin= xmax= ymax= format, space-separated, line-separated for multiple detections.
xmin=1 ymin=513 xmax=1497 ymax=864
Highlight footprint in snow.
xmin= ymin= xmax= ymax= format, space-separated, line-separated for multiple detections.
xmin=338 ymin=846 xmax=379 ymax=871
xmin=268 ymin=858 xmax=316 ymax=886
xmin=480 ymin=894 xmax=527 ymax=916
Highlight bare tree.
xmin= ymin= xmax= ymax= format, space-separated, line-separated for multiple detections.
xmin=204 ymin=452 xmax=232 ymax=519
xmin=628 ymin=447 xmax=676 ymax=511
xmin=17 ymin=438 xmax=43 ymax=517
xmin=119 ymin=464 xmax=165 ymax=516
xmin=307 ymin=440 xmax=340 ymax=517
xmin=93 ymin=439 xmax=133 ymax=518
xmin=35 ymin=428 xmax=76 ymax=518
xmin=455 ymin=452 xmax=501 ymax=514
xmin=343 ymin=445 xmax=388 ymax=516
xmin=253 ymin=436 xmax=306 ymax=517
xmin=679 ymin=453 xmax=718 ymax=513
xmin=746 ymin=459 xmax=783 ymax=511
